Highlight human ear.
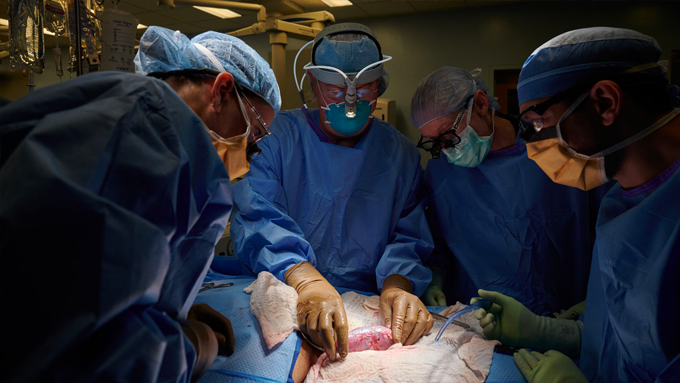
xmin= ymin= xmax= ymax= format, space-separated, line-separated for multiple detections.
xmin=474 ymin=89 xmax=489 ymax=116
xmin=211 ymin=72 xmax=236 ymax=110
xmin=589 ymin=80 xmax=622 ymax=127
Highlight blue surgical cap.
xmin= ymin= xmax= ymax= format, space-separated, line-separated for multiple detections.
xmin=518 ymin=27 xmax=662 ymax=105
xmin=134 ymin=26 xmax=281 ymax=113
xmin=314 ymin=34 xmax=380 ymax=73
xmin=410 ymin=67 xmax=501 ymax=129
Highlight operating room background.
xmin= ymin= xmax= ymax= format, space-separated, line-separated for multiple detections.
xmin=1 ymin=1 xmax=678 ymax=168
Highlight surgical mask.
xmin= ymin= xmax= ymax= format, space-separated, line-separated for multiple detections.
xmin=206 ymin=86 xmax=252 ymax=180
xmin=320 ymin=91 xmax=375 ymax=136
xmin=442 ymin=102 xmax=495 ymax=167
xmin=526 ymin=91 xmax=680 ymax=190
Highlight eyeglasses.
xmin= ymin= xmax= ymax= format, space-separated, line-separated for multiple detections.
xmin=517 ymin=86 xmax=585 ymax=141
xmin=416 ymin=109 xmax=466 ymax=159
xmin=323 ymin=88 xmax=378 ymax=104
xmin=238 ymin=86 xmax=272 ymax=148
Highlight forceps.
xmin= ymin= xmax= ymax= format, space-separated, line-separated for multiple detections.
xmin=199 ymin=282 xmax=234 ymax=293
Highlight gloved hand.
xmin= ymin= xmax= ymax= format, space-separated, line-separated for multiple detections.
xmin=423 ymin=267 xmax=447 ymax=306
xmin=187 ymin=303 xmax=235 ymax=356
xmin=514 ymin=349 xmax=588 ymax=383
xmin=380 ymin=274 xmax=434 ymax=345
xmin=182 ymin=303 xmax=235 ymax=382
xmin=285 ymin=261 xmax=349 ymax=361
xmin=553 ymin=300 xmax=586 ymax=320
xmin=472 ymin=289 xmax=581 ymax=357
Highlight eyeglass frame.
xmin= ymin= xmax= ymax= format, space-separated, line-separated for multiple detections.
xmin=236 ymin=84 xmax=272 ymax=148
xmin=416 ymin=108 xmax=467 ymax=159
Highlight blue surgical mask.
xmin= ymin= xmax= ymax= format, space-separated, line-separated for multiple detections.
xmin=322 ymin=99 xmax=375 ymax=136
xmin=441 ymin=104 xmax=494 ymax=168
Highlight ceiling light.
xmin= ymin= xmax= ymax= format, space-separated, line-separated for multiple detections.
xmin=0 ymin=18 xmax=8 ymax=26
xmin=138 ymin=24 xmax=148 ymax=29
xmin=320 ymin=0 xmax=353 ymax=7
xmin=44 ymin=28 xmax=55 ymax=36
xmin=193 ymin=6 xmax=241 ymax=19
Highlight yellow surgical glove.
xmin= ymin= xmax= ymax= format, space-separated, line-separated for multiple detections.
xmin=553 ymin=300 xmax=586 ymax=320
xmin=422 ymin=267 xmax=447 ymax=306
xmin=514 ymin=349 xmax=588 ymax=383
xmin=472 ymin=289 xmax=581 ymax=357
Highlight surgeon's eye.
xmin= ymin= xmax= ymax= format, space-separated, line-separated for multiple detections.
xmin=357 ymin=89 xmax=377 ymax=100
xmin=326 ymin=90 xmax=344 ymax=100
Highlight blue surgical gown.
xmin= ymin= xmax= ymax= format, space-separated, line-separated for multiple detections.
xmin=424 ymin=139 xmax=610 ymax=315
xmin=580 ymin=155 xmax=680 ymax=382
xmin=0 ymin=72 xmax=233 ymax=382
xmin=231 ymin=108 xmax=433 ymax=296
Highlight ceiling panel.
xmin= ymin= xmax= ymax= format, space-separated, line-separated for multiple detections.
xmin=189 ymin=18 xmax=251 ymax=33
xmin=356 ymin=1 xmax=417 ymax=17
xmin=156 ymin=6 xmax=227 ymax=23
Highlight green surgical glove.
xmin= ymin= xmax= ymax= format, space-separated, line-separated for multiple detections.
xmin=423 ymin=268 xmax=447 ymax=306
xmin=514 ymin=349 xmax=588 ymax=383
xmin=553 ymin=300 xmax=586 ymax=320
xmin=471 ymin=289 xmax=581 ymax=358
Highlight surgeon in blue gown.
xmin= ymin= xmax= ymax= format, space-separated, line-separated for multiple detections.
xmin=411 ymin=67 xmax=610 ymax=316
xmin=0 ymin=27 xmax=280 ymax=383
xmin=472 ymin=27 xmax=680 ymax=382
xmin=231 ymin=23 xmax=434 ymax=360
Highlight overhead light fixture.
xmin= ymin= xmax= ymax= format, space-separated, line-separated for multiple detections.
xmin=320 ymin=0 xmax=353 ymax=7
xmin=193 ymin=6 xmax=241 ymax=19
xmin=44 ymin=28 xmax=55 ymax=36
xmin=0 ymin=18 xmax=8 ymax=26
xmin=138 ymin=24 xmax=148 ymax=29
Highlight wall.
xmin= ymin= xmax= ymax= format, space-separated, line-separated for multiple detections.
xmin=2 ymin=1 xmax=679 ymax=167
xmin=241 ymin=1 xmax=680 ymax=166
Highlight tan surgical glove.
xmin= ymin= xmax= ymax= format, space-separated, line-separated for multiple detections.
xmin=285 ymin=261 xmax=349 ymax=361
xmin=380 ymin=274 xmax=434 ymax=345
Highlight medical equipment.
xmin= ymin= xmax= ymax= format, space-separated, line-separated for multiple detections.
xmin=44 ymin=0 xmax=68 ymax=79
xmin=294 ymin=23 xmax=391 ymax=118
xmin=428 ymin=310 xmax=471 ymax=330
xmin=199 ymin=282 xmax=234 ymax=293
xmin=99 ymin=6 xmax=138 ymax=73
xmin=8 ymin=0 xmax=45 ymax=75
xmin=435 ymin=298 xmax=490 ymax=341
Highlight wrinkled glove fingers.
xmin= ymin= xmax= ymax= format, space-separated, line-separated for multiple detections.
xmin=435 ymin=293 xmax=447 ymax=307
xmin=479 ymin=312 xmax=495 ymax=328
xmin=380 ymin=297 xmax=394 ymax=330
xmin=481 ymin=318 xmax=497 ymax=340
xmin=518 ymin=348 xmax=539 ymax=367
xmin=404 ymin=309 xmax=431 ymax=345
xmin=319 ymin=311 xmax=337 ymax=361
xmin=333 ymin=311 xmax=349 ymax=358
xmin=513 ymin=351 xmax=533 ymax=378
xmin=390 ymin=297 xmax=408 ymax=343
xmin=400 ymin=302 xmax=417 ymax=345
